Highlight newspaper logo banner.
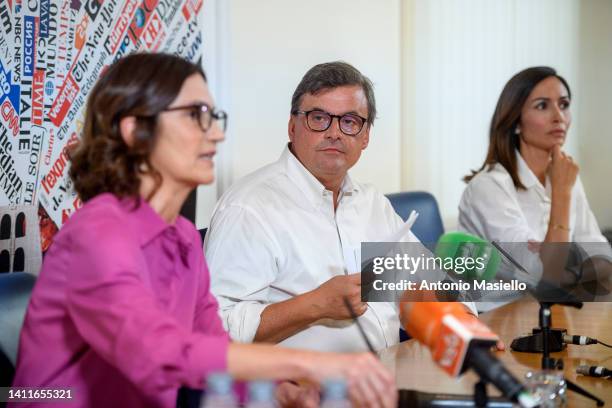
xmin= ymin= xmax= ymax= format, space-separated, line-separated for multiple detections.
xmin=2 ymin=0 xmax=205 ymax=231
xmin=48 ymin=73 xmax=79 ymax=127
xmin=0 ymin=1 xmax=13 ymax=68
xmin=40 ymin=0 xmax=50 ymax=38
xmin=31 ymin=69 xmax=44 ymax=126
xmin=141 ymin=11 xmax=166 ymax=51
xmin=104 ymin=0 xmax=138 ymax=55
xmin=0 ymin=60 xmax=20 ymax=116
xmin=1 ymin=122 xmax=24 ymax=203
xmin=1 ymin=100 xmax=19 ymax=137
xmin=128 ymin=0 xmax=160 ymax=46
xmin=23 ymin=16 xmax=36 ymax=78
xmin=181 ymin=0 xmax=202 ymax=21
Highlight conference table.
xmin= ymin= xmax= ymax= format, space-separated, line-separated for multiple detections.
xmin=379 ymin=299 xmax=612 ymax=407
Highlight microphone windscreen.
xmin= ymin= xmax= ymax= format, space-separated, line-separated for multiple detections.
xmin=435 ymin=232 xmax=501 ymax=281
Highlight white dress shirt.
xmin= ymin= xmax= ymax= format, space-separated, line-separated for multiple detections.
xmin=459 ymin=151 xmax=609 ymax=246
xmin=458 ymin=150 xmax=611 ymax=309
xmin=205 ymin=146 xmax=466 ymax=352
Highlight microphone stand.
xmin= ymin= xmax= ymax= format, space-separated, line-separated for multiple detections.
xmin=489 ymin=242 xmax=604 ymax=406
xmin=538 ymin=302 xmax=604 ymax=407
xmin=473 ymin=379 xmax=489 ymax=408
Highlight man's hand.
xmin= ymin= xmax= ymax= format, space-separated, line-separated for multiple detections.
xmin=276 ymin=381 xmax=320 ymax=408
xmin=255 ymin=273 xmax=367 ymax=343
xmin=309 ymin=273 xmax=367 ymax=320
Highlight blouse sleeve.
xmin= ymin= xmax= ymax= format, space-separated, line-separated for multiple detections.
xmin=458 ymin=172 xmax=544 ymax=282
xmin=458 ymin=172 xmax=539 ymax=243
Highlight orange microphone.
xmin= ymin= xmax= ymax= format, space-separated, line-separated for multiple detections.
xmin=400 ymin=302 xmax=538 ymax=407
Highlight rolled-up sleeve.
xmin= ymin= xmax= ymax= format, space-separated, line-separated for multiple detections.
xmin=194 ymin=255 xmax=231 ymax=337
xmin=205 ymin=204 xmax=281 ymax=343
xmin=459 ymin=175 xmax=539 ymax=243
xmin=65 ymin=212 xmax=229 ymax=398
xmin=572 ymin=178 xmax=612 ymax=260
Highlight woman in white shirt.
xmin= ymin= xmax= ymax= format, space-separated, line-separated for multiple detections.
xmin=458 ymin=66 xmax=611 ymax=307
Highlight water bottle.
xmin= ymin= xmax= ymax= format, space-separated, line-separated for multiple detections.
xmin=321 ymin=379 xmax=351 ymax=408
xmin=246 ymin=380 xmax=276 ymax=408
xmin=199 ymin=372 xmax=238 ymax=408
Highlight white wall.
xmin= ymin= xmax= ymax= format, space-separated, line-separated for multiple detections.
xmin=402 ymin=0 xmax=581 ymax=229
xmin=198 ymin=0 xmax=611 ymax=233
xmin=196 ymin=0 xmax=230 ymax=228
xmin=577 ymin=0 xmax=612 ymax=230
xmin=196 ymin=0 xmax=402 ymax=229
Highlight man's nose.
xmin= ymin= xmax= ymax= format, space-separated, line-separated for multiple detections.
xmin=325 ymin=117 xmax=343 ymax=139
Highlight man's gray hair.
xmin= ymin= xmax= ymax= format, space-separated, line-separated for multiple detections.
xmin=291 ymin=61 xmax=376 ymax=125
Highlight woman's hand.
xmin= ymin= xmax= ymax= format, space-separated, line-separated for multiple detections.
xmin=549 ymin=145 xmax=578 ymax=197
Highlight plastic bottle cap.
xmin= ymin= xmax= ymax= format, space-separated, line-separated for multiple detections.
xmin=248 ymin=380 xmax=274 ymax=402
xmin=323 ymin=379 xmax=347 ymax=400
xmin=206 ymin=372 xmax=233 ymax=395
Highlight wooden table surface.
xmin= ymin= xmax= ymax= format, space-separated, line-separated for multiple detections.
xmin=378 ymin=299 xmax=612 ymax=407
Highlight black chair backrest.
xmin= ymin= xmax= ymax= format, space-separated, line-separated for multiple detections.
xmin=0 ymin=272 xmax=36 ymax=386
xmin=0 ymin=346 xmax=15 ymax=387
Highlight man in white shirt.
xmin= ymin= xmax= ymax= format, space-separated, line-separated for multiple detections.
xmin=206 ymin=61 xmax=475 ymax=352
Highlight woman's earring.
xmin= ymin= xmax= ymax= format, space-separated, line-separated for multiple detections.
xmin=514 ymin=125 xmax=521 ymax=135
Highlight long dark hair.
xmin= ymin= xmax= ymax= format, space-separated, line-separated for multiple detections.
xmin=69 ymin=53 xmax=206 ymax=202
xmin=464 ymin=66 xmax=571 ymax=189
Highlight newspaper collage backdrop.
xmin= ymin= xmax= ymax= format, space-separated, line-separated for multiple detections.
xmin=0 ymin=0 xmax=204 ymax=251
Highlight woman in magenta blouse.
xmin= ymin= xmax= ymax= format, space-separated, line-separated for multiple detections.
xmin=11 ymin=53 xmax=396 ymax=408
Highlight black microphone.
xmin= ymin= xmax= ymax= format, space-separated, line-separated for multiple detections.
xmin=576 ymin=365 xmax=612 ymax=378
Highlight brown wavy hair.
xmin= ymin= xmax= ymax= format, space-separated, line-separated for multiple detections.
xmin=69 ymin=53 xmax=206 ymax=202
xmin=464 ymin=66 xmax=571 ymax=189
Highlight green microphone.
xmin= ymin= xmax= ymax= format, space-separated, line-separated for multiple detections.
xmin=434 ymin=232 xmax=501 ymax=281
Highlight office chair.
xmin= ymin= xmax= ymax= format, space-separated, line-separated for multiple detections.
xmin=385 ymin=191 xmax=445 ymax=342
xmin=385 ymin=191 xmax=445 ymax=245
xmin=198 ymin=228 xmax=207 ymax=244
xmin=0 ymin=272 xmax=36 ymax=386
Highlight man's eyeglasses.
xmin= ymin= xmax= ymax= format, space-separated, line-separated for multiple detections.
xmin=293 ymin=110 xmax=368 ymax=136
xmin=163 ymin=103 xmax=228 ymax=132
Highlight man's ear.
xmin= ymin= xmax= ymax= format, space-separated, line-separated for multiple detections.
xmin=119 ymin=116 xmax=137 ymax=147
xmin=361 ymin=124 xmax=371 ymax=150
xmin=288 ymin=115 xmax=297 ymax=143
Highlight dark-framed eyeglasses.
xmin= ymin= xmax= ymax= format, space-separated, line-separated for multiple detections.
xmin=293 ymin=109 xmax=368 ymax=136
xmin=163 ymin=103 xmax=228 ymax=132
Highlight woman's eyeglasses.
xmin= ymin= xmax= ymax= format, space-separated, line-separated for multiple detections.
xmin=163 ymin=103 xmax=228 ymax=132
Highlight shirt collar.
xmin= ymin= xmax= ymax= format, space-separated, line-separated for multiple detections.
xmin=281 ymin=144 xmax=358 ymax=206
xmin=121 ymin=197 xmax=193 ymax=248
xmin=516 ymin=149 xmax=539 ymax=189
